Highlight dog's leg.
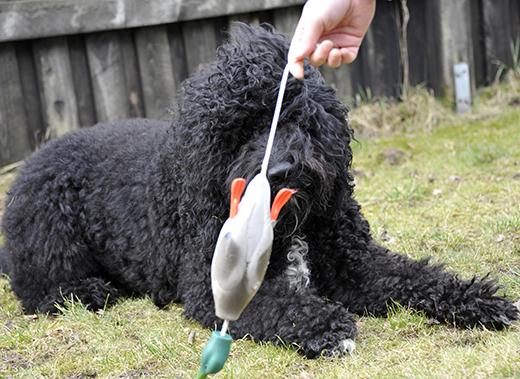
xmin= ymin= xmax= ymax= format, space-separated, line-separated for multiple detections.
xmin=327 ymin=242 xmax=519 ymax=330
xmin=182 ymin=274 xmax=358 ymax=359
xmin=3 ymin=167 xmax=118 ymax=314
xmin=6 ymin=236 xmax=120 ymax=314
xmin=37 ymin=278 xmax=119 ymax=313
xmin=6 ymin=237 xmax=120 ymax=314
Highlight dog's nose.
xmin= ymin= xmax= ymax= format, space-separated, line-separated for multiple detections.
xmin=268 ymin=161 xmax=293 ymax=183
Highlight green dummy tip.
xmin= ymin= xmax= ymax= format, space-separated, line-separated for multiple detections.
xmin=196 ymin=331 xmax=232 ymax=379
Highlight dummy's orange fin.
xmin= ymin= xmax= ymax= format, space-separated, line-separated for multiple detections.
xmin=229 ymin=178 xmax=246 ymax=219
xmin=271 ymin=188 xmax=296 ymax=221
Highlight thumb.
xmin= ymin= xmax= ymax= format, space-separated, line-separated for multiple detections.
xmin=288 ymin=19 xmax=324 ymax=63
xmin=288 ymin=17 xmax=324 ymax=79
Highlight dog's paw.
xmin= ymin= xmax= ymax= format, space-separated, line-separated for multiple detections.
xmin=328 ymin=338 xmax=356 ymax=358
xmin=297 ymin=307 xmax=359 ymax=359
xmin=340 ymin=338 xmax=356 ymax=354
xmin=323 ymin=338 xmax=356 ymax=358
xmin=302 ymin=334 xmax=357 ymax=359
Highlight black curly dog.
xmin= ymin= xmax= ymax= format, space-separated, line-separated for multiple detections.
xmin=1 ymin=23 xmax=517 ymax=358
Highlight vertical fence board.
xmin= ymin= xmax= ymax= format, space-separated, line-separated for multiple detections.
xmin=422 ymin=1 xmax=443 ymax=96
xmin=68 ymin=35 xmax=97 ymax=128
xmin=119 ymin=30 xmax=145 ymax=119
xmin=469 ymin=1 xmax=487 ymax=87
xmin=272 ymin=6 xmax=301 ymax=38
xmin=406 ymin=1 xmax=429 ymax=87
xmin=320 ymin=65 xmax=355 ymax=101
xmin=0 ymin=43 xmax=31 ymax=166
xmin=167 ymin=23 xmax=189 ymax=89
xmin=482 ymin=0 xmax=515 ymax=81
xmin=85 ymin=31 xmax=131 ymax=123
xmin=321 ymin=60 xmax=364 ymax=101
xmin=33 ymin=37 xmax=79 ymax=140
xmin=511 ymin=0 xmax=520 ymax=39
xmin=135 ymin=25 xmax=176 ymax=119
xmin=182 ymin=18 xmax=227 ymax=75
xmin=424 ymin=0 xmax=475 ymax=98
xmin=359 ymin=0 xmax=400 ymax=98
xmin=15 ymin=40 xmax=44 ymax=149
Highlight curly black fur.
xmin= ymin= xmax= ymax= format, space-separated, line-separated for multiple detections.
xmin=1 ymin=23 xmax=517 ymax=358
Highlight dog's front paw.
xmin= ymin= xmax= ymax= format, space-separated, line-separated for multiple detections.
xmin=303 ymin=335 xmax=357 ymax=359
xmin=299 ymin=312 xmax=358 ymax=359
xmin=293 ymin=305 xmax=359 ymax=359
xmin=340 ymin=338 xmax=356 ymax=354
xmin=325 ymin=338 xmax=356 ymax=358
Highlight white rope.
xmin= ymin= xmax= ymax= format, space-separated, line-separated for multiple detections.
xmin=260 ymin=63 xmax=291 ymax=176
xmin=221 ymin=319 xmax=230 ymax=336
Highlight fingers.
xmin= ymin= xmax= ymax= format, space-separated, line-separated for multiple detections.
xmin=289 ymin=42 xmax=347 ymax=79
xmin=340 ymin=48 xmax=358 ymax=65
xmin=326 ymin=47 xmax=343 ymax=68
xmin=308 ymin=40 xmax=333 ymax=67
xmin=308 ymin=41 xmax=348 ymax=70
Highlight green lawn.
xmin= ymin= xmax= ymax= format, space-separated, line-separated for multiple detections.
xmin=1 ymin=75 xmax=519 ymax=378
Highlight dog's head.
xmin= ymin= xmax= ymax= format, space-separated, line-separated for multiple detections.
xmin=174 ymin=23 xmax=354 ymax=234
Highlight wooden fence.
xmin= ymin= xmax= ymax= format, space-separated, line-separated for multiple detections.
xmin=1 ymin=0 xmax=519 ymax=167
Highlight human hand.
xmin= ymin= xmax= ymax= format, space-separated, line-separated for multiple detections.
xmin=288 ymin=0 xmax=376 ymax=79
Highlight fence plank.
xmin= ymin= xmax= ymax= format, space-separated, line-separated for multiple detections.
xmin=15 ymin=40 xmax=45 ymax=149
xmin=272 ymin=6 xmax=302 ymax=38
xmin=421 ymin=1 xmax=444 ymax=96
xmin=0 ymin=43 xmax=32 ymax=166
xmin=0 ymin=0 xmax=307 ymax=43
xmin=482 ymin=0 xmax=515 ymax=81
xmin=119 ymin=29 xmax=145 ymax=119
xmin=68 ymin=35 xmax=97 ymax=127
xmin=85 ymin=31 xmax=131 ymax=123
xmin=406 ymin=1 xmax=430 ymax=87
xmin=320 ymin=61 xmax=361 ymax=101
xmin=469 ymin=1 xmax=486 ymax=87
xmin=362 ymin=0 xmax=401 ymax=98
xmin=512 ymin=0 xmax=520 ymax=39
xmin=420 ymin=0 xmax=475 ymax=99
xmin=33 ymin=37 xmax=80 ymax=139
xmin=135 ymin=25 xmax=176 ymax=119
xmin=182 ymin=18 xmax=227 ymax=75
xmin=167 ymin=23 xmax=189 ymax=88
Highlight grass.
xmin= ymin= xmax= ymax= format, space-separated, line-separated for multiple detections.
xmin=1 ymin=71 xmax=520 ymax=378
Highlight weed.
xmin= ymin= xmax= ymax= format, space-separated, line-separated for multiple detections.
xmin=355 ymin=85 xmax=373 ymax=105
xmin=384 ymin=178 xmax=425 ymax=204
xmin=492 ymin=34 xmax=520 ymax=82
